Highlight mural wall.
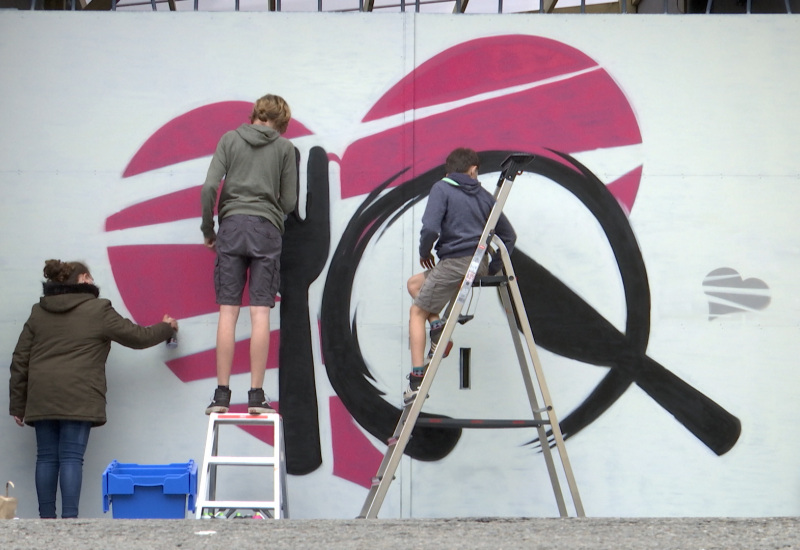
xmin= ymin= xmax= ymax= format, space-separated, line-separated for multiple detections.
xmin=1 ymin=13 xmax=798 ymax=519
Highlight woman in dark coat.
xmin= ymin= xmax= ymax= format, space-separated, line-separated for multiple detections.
xmin=9 ymin=259 xmax=178 ymax=519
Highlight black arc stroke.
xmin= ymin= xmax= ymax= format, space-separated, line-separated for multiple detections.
xmin=497 ymin=150 xmax=741 ymax=455
xmin=321 ymin=165 xmax=462 ymax=461
xmin=320 ymin=149 xmax=741 ymax=460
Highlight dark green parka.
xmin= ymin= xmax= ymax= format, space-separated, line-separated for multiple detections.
xmin=9 ymin=282 xmax=173 ymax=427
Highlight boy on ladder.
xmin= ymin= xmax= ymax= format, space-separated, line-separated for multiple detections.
xmin=405 ymin=148 xmax=517 ymax=403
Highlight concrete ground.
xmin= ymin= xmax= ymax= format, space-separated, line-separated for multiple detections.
xmin=2 ymin=517 xmax=799 ymax=549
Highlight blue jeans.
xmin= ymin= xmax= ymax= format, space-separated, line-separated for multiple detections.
xmin=34 ymin=420 xmax=92 ymax=519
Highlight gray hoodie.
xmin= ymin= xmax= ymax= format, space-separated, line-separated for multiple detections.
xmin=201 ymin=124 xmax=298 ymax=239
xmin=420 ymin=171 xmax=516 ymax=270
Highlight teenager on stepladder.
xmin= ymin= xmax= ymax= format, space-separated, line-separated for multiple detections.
xmin=201 ymin=94 xmax=298 ymax=415
xmin=404 ymin=147 xmax=516 ymax=403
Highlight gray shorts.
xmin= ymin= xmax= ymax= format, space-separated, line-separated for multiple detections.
xmin=414 ymin=255 xmax=489 ymax=315
xmin=215 ymin=215 xmax=281 ymax=307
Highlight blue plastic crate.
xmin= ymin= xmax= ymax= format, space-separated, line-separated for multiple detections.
xmin=102 ymin=460 xmax=197 ymax=519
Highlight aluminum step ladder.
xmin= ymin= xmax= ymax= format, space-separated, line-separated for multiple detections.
xmin=195 ymin=412 xmax=288 ymax=519
xmin=358 ymin=153 xmax=584 ymax=519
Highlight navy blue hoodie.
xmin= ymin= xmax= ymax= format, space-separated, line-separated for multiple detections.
xmin=419 ymin=171 xmax=516 ymax=271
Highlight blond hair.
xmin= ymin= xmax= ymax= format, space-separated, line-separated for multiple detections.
xmin=250 ymin=94 xmax=292 ymax=134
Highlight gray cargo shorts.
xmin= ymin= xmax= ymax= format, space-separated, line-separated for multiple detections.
xmin=215 ymin=214 xmax=281 ymax=307
xmin=414 ymin=255 xmax=489 ymax=314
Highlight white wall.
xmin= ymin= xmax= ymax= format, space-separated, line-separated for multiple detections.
xmin=1 ymin=12 xmax=798 ymax=519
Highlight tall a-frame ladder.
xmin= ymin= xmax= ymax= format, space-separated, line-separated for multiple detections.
xmin=358 ymin=154 xmax=585 ymax=519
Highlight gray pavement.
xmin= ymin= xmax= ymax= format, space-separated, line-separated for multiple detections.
xmin=2 ymin=517 xmax=799 ymax=549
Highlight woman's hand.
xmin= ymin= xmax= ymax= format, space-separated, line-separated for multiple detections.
xmin=13 ymin=416 xmax=24 ymax=427
xmin=162 ymin=315 xmax=178 ymax=331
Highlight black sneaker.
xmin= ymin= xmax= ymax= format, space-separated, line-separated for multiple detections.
xmin=427 ymin=322 xmax=453 ymax=359
xmin=403 ymin=371 xmax=426 ymax=405
xmin=205 ymin=387 xmax=231 ymax=415
xmin=248 ymin=388 xmax=276 ymax=414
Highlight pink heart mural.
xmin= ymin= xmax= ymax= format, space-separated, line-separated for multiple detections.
xmin=104 ymin=34 xmax=644 ymax=486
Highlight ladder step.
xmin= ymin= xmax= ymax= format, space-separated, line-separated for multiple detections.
xmin=211 ymin=414 xmax=281 ymax=424
xmin=206 ymin=456 xmax=276 ymax=466
xmin=473 ymin=275 xmax=508 ymax=287
xmin=198 ymin=499 xmax=277 ymax=509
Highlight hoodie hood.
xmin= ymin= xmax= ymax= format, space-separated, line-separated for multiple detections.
xmin=235 ymin=124 xmax=280 ymax=147
xmin=444 ymin=172 xmax=482 ymax=195
xmin=39 ymin=282 xmax=99 ymax=313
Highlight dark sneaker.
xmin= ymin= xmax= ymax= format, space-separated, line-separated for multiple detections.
xmin=427 ymin=322 xmax=453 ymax=359
xmin=248 ymin=388 xmax=276 ymax=414
xmin=403 ymin=372 xmax=427 ymax=405
xmin=205 ymin=387 xmax=231 ymax=415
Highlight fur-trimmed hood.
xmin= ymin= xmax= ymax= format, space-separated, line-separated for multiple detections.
xmin=40 ymin=282 xmax=100 ymax=313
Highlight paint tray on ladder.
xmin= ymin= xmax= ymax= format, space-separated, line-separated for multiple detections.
xmin=102 ymin=460 xmax=197 ymax=519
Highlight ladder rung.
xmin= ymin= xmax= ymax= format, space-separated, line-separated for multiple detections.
xmin=206 ymin=456 xmax=276 ymax=466
xmin=473 ymin=275 xmax=508 ymax=287
xmin=198 ymin=499 xmax=277 ymax=509
xmin=211 ymin=415 xmax=280 ymax=425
